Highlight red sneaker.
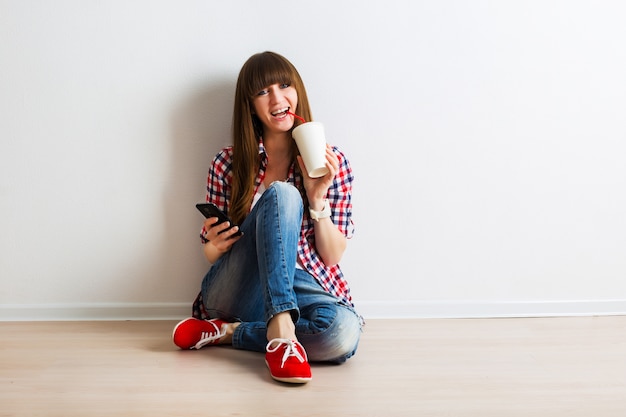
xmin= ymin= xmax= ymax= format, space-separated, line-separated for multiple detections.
xmin=265 ymin=339 xmax=312 ymax=384
xmin=172 ymin=317 xmax=227 ymax=350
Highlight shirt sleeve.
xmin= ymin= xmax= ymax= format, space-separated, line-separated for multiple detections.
xmin=328 ymin=146 xmax=355 ymax=239
xmin=200 ymin=147 xmax=234 ymax=243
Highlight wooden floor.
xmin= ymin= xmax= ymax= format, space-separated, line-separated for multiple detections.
xmin=1 ymin=317 xmax=625 ymax=416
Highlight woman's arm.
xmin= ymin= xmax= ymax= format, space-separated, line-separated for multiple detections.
xmin=298 ymin=145 xmax=352 ymax=266
xmin=200 ymin=148 xmax=240 ymax=263
xmin=309 ymin=199 xmax=347 ymax=266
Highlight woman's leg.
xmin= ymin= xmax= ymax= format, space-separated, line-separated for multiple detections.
xmin=291 ymin=269 xmax=362 ymax=363
xmin=200 ymin=182 xmax=303 ymax=349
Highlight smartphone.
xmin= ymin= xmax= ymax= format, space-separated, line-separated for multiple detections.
xmin=195 ymin=203 xmax=242 ymax=236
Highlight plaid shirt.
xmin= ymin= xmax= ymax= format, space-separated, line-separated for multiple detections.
xmin=201 ymin=141 xmax=356 ymax=307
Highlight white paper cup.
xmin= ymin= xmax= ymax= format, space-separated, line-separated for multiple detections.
xmin=292 ymin=122 xmax=329 ymax=178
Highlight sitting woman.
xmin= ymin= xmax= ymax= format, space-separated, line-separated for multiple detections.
xmin=172 ymin=51 xmax=361 ymax=384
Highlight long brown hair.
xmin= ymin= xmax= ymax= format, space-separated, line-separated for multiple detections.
xmin=229 ymin=51 xmax=313 ymax=225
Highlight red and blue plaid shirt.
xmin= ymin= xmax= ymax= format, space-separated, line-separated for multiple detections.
xmin=201 ymin=141 xmax=356 ymax=307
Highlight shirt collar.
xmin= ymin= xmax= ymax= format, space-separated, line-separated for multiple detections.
xmin=258 ymin=137 xmax=267 ymax=157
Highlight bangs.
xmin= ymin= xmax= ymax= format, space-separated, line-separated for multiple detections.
xmin=242 ymin=52 xmax=296 ymax=97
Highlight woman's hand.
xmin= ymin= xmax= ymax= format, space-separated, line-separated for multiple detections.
xmin=297 ymin=144 xmax=339 ymax=209
xmin=202 ymin=217 xmax=242 ymax=263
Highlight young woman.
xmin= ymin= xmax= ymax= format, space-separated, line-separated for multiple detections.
xmin=172 ymin=51 xmax=361 ymax=384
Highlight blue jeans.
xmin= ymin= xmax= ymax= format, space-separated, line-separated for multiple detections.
xmin=200 ymin=182 xmax=361 ymax=363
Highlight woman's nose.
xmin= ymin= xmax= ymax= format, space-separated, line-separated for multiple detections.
xmin=268 ymin=86 xmax=284 ymax=103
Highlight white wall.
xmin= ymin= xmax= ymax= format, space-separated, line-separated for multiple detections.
xmin=2 ymin=0 xmax=625 ymax=320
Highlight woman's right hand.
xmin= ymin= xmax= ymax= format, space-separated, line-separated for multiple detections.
xmin=202 ymin=217 xmax=242 ymax=262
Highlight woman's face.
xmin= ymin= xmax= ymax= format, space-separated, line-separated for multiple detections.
xmin=252 ymin=83 xmax=298 ymax=135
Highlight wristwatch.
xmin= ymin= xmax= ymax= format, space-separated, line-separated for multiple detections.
xmin=309 ymin=199 xmax=331 ymax=221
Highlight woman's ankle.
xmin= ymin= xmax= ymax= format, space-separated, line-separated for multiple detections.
xmin=219 ymin=322 xmax=240 ymax=344
xmin=267 ymin=311 xmax=297 ymax=344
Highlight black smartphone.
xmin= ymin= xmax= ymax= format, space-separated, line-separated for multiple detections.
xmin=196 ymin=203 xmax=242 ymax=236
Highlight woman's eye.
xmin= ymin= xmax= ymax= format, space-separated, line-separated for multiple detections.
xmin=257 ymin=89 xmax=269 ymax=96
xmin=280 ymin=83 xmax=290 ymax=89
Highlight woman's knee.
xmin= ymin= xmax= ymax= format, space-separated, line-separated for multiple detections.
xmin=267 ymin=181 xmax=302 ymax=208
xmin=297 ymin=304 xmax=362 ymax=363
xmin=261 ymin=182 xmax=303 ymax=230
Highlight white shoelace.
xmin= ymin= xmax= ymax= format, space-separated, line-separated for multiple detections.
xmin=266 ymin=339 xmax=308 ymax=368
xmin=193 ymin=321 xmax=226 ymax=349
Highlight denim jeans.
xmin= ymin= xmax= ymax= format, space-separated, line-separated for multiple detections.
xmin=200 ymin=182 xmax=361 ymax=363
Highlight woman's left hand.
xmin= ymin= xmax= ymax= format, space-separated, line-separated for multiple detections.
xmin=297 ymin=144 xmax=339 ymax=208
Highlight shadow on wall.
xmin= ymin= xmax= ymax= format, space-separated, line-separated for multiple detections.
xmin=158 ymin=78 xmax=237 ymax=303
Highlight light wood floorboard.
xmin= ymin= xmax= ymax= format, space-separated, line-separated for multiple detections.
xmin=1 ymin=317 xmax=626 ymax=416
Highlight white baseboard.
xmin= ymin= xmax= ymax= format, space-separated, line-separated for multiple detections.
xmin=356 ymin=299 xmax=626 ymax=319
xmin=0 ymin=302 xmax=191 ymax=321
xmin=1 ymin=299 xmax=625 ymax=321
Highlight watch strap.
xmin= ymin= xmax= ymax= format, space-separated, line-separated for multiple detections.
xmin=309 ymin=199 xmax=331 ymax=221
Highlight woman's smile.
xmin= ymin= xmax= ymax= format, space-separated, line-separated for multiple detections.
xmin=271 ymin=107 xmax=290 ymax=118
